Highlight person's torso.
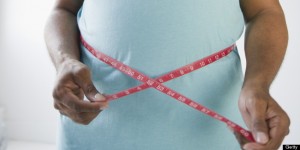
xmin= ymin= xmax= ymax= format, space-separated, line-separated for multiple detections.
xmin=78 ymin=0 xmax=244 ymax=77
xmin=59 ymin=1 xmax=246 ymax=150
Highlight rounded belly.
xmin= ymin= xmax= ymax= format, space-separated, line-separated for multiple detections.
xmin=78 ymin=0 xmax=244 ymax=76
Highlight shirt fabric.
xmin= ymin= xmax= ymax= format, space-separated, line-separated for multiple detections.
xmin=58 ymin=0 xmax=247 ymax=149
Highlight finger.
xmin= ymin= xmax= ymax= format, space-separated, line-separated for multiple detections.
xmin=243 ymin=142 xmax=265 ymax=150
xmin=267 ymin=100 xmax=291 ymax=137
xmin=238 ymin=97 xmax=253 ymax=130
xmin=82 ymin=81 xmax=106 ymax=102
xmin=62 ymin=91 xmax=108 ymax=112
xmin=244 ymin=107 xmax=290 ymax=150
xmin=265 ymin=113 xmax=289 ymax=149
xmin=73 ymin=67 xmax=107 ymax=102
xmin=59 ymin=105 xmax=101 ymax=125
xmin=227 ymin=126 xmax=251 ymax=148
xmin=248 ymin=100 xmax=269 ymax=144
xmin=73 ymin=100 xmax=109 ymax=112
xmin=55 ymin=103 xmax=67 ymax=116
xmin=72 ymin=111 xmax=101 ymax=125
xmin=243 ymin=133 xmax=284 ymax=150
xmin=55 ymin=99 xmax=104 ymax=125
xmin=54 ymin=101 xmax=70 ymax=116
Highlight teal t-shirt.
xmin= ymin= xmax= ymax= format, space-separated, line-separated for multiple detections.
xmin=58 ymin=0 xmax=246 ymax=149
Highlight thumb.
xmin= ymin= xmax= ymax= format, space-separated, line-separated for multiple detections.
xmin=250 ymin=104 xmax=269 ymax=144
xmin=73 ymin=68 xmax=106 ymax=102
xmin=82 ymin=80 xmax=106 ymax=102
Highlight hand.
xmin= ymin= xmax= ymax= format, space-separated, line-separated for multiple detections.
xmin=231 ymin=86 xmax=290 ymax=150
xmin=52 ymin=59 xmax=109 ymax=125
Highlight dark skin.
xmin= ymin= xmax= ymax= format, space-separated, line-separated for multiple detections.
xmin=44 ymin=0 xmax=290 ymax=149
xmin=45 ymin=0 xmax=108 ymax=124
xmin=235 ymin=0 xmax=290 ymax=149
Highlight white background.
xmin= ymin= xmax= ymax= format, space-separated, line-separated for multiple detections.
xmin=0 ymin=0 xmax=299 ymax=148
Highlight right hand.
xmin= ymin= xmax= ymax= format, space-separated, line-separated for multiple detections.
xmin=53 ymin=59 xmax=109 ymax=125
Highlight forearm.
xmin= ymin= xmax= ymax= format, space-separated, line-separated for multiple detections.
xmin=243 ymin=8 xmax=288 ymax=91
xmin=44 ymin=7 xmax=81 ymax=70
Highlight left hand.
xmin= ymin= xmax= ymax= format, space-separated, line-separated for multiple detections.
xmin=231 ymin=86 xmax=290 ymax=150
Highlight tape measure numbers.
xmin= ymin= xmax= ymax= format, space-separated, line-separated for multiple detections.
xmin=80 ymin=36 xmax=255 ymax=142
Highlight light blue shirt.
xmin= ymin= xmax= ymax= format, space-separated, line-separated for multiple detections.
xmin=59 ymin=0 xmax=246 ymax=149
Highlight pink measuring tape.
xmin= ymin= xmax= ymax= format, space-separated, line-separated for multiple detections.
xmin=80 ymin=36 xmax=255 ymax=142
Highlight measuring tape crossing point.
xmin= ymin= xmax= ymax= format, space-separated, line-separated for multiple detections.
xmin=80 ymin=36 xmax=255 ymax=142
xmin=104 ymin=45 xmax=234 ymax=101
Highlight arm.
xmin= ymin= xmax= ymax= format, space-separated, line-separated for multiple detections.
xmin=45 ymin=0 xmax=82 ymax=68
xmin=44 ymin=0 xmax=108 ymax=125
xmin=233 ymin=0 xmax=290 ymax=149
xmin=241 ymin=0 xmax=288 ymax=91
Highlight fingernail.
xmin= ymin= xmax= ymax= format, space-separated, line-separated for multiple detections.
xmin=256 ymin=132 xmax=268 ymax=144
xmin=100 ymin=104 xmax=109 ymax=110
xmin=95 ymin=93 xmax=106 ymax=101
